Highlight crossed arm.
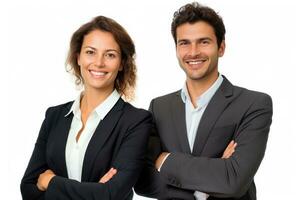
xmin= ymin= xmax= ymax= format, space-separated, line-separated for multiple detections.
xmin=135 ymin=93 xmax=272 ymax=199
xmin=157 ymin=94 xmax=273 ymax=198
xmin=21 ymin=108 xmax=152 ymax=200
xmin=100 ymin=139 xmax=237 ymax=197
xmin=155 ymin=140 xmax=237 ymax=170
xmin=36 ymin=167 xmax=118 ymax=191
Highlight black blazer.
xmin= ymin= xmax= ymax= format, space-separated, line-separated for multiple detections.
xmin=135 ymin=76 xmax=273 ymax=200
xmin=21 ymin=98 xmax=152 ymax=200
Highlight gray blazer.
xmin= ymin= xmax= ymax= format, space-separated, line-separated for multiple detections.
xmin=135 ymin=76 xmax=273 ymax=200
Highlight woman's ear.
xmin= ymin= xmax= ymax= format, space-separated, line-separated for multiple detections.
xmin=119 ymin=61 xmax=124 ymax=71
xmin=77 ymin=53 xmax=81 ymax=66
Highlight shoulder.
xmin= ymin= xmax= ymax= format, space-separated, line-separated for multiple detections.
xmin=233 ymin=85 xmax=272 ymax=109
xmin=37 ymin=101 xmax=74 ymax=136
xmin=122 ymin=101 xmax=152 ymax=118
xmin=151 ymin=90 xmax=180 ymax=105
xmin=44 ymin=101 xmax=74 ymax=118
xmin=120 ymin=102 xmax=153 ymax=129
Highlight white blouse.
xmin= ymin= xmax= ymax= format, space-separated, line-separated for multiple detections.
xmin=64 ymin=90 xmax=120 ymax=182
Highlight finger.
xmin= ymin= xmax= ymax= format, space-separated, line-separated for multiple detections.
xmin=222 ymin=141 xmax=237 ymax=158
xmin=37 ymin=175 xmax=42 ymax=190
xmin=99 ymin=172 xmax=111 ymax=183
xmin=45 ymin=169 xmax=53 ymax=174
xmin=227 ymin=142 xmax=237 ymax=155
xmin=223 ymin=142 xmax=237 ymax=159
xmin=106 ymin=168 xmax=117 ymax=179
xmin=222 ymin=140 xmax=234 ymax=158
xmin=233 ymin=142 xmax=237 ymax=148
xmin=37 ymin=174 xmax=45 ymax=191
xmin=228 ymin=140 xmax=235 ymax=148
xmin=36 ymin=182 xmax=43 ymax=191
xmin=99 ymin=168 xmax=117 ymax=183
xmin=100 ymin=171 xmax=115 ymax=183
xmin=225 ymin=140 xmax=234 ymax=151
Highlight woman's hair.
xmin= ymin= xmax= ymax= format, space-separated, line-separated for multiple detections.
xmin=171 ymin=2 xmax=226 ymax=47
xmin=66 ymin=16 xmax=136 ymax=100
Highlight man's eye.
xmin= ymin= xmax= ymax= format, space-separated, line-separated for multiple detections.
xmin=178 ymin=41 xmax=188 ymax=46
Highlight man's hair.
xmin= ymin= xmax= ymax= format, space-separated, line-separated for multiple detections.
xmin=171 ymin=2 xmax=226 ymax=47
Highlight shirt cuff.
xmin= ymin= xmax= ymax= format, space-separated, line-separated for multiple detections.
xmin=194 ymin=191 xmax=209 ymax=200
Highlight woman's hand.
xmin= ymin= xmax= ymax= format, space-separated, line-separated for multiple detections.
xmin=37 ymin=169 xmax=56 ymax=191
xmin=99 ymin=168 xmax=117 ymax=183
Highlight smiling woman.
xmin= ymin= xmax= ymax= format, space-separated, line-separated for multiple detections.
xmin=77 ymin=30 xmax=122 ymax=96
xmin=67 ymin=16 xmax=136 ymax=101
xmin=20 ymin=16 xmax=152 ymax=200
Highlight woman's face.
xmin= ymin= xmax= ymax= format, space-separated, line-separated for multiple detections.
xmin=77 ymin=29 xmax=122 ymax=92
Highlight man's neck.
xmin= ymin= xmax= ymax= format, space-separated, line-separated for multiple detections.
xmin=186 ymin=73 xmax=219 ymax=107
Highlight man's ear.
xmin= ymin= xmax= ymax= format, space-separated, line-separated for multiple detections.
xmin=218 ymin=40 xmax=225 ymax=57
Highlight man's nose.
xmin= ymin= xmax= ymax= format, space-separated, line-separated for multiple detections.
xmin=189 ymin=43 xmax=199 ymax=57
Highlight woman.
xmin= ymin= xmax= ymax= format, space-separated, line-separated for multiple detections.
xmin=20 ymin=16 xmax=152 ymax=200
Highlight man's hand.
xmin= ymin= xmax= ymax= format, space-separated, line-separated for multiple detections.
xmin=37 ymin=169 xmax=56 ymax=191
xmin=222 ymin=140 xmax=237 ymax=159
xmin=155 ymin=152 xmax=169 ymax=170
xmin=99 ymin=168 xmax=117 ymax=183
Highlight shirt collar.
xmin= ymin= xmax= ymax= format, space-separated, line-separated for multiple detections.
xmin=65 ymin=89 xmax=121 ymax=120
xmin=94 ymin=89 xmax=120 ymax=119
xmin=181 ymin=73 xmax=224 ymax=108
xmin=65 ymin=93 xmax=82 ymax=118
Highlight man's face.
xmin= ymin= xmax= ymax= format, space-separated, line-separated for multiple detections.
xmin=176 ymin=21 xmax=225 ymax=82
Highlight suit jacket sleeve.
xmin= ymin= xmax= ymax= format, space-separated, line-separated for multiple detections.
xmin=160 ymin=93 xmax=273 ymax=198
xmin=21 ymin=107 xmax=152 ymax=200
xmin=20 ymin=108 xmax=54 ymax=200
xmin=134 ymin=100 xmax=195 ymax=200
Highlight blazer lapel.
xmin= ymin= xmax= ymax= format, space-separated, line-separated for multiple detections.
xmin=81 ymin=98 xmax=124 ymax=181
xmin=192 ymin=77 xmax=234 ymax=155
xmin=171 ymin=92 xmax=191 ymax=154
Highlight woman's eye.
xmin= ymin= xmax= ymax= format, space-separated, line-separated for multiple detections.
xmin=106 ymin=53 xmax=116 ymax=58
xmin=86 ymin=50 xmax=95 ymax=55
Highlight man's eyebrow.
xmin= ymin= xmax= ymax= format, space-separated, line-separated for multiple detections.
xmin=177 ymin=39 xmax=190 ymax=43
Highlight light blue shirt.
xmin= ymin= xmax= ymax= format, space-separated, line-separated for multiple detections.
xmin=181 ymin=74 xmax=223 ymax=151
xmin=180 ymin=74 xmax=223 ymax=200
xmin=64 ymin=89 xmax=120 ymax=182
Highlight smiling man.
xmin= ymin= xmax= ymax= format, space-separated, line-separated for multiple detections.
xmin=134 ymin=2 xmax=273 ymax=200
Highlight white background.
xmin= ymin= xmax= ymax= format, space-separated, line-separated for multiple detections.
xmin=1 ymin=0 xmax=300 ymax=199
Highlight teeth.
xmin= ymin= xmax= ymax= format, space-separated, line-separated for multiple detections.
xmin=90 ymin=70 xmax=106 ymax=76
xmin=188 ymin=61 xmax=203 ymax=65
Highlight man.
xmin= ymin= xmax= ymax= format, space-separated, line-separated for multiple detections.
xmin=135 ymin=2 xmax=273 ymax=200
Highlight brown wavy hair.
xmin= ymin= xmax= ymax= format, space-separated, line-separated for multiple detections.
xmin=66 ymin=16 xmax=136 ymax=100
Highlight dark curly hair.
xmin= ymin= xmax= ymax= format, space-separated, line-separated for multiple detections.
xmin=171 ymin=2 xmax=226 ymax=47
